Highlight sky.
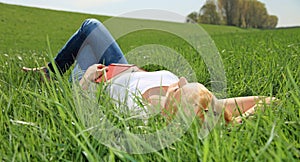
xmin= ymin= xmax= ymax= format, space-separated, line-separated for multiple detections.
xmin=0 ymin=0 xmax=299 ymax=27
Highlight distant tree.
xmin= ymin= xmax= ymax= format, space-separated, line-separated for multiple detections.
xmin=186 ymin=11 xmax=199 ymax=23
xmin=186 ymin=0 xmax=278 ymax=29
xmin=199 ymin=1 xmax=221 ymax=25
xmin=217 ymin=0 xmax=278 ymax=28
xmin=237 ymin=0 xmax=249 ymax=28
xmin=265 ymin=15 xmax=278 ymax=29
xmin=251 ymin=1 xmax=268 ymax=28
xmin=217 ymin=0 xmax=240 ymax=26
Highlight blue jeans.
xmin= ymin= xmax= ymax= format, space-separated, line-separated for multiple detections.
xmin=47 ymin=18 xmax=128 ymax=80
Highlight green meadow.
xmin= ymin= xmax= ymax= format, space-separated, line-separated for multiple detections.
xmin=0 ymin=3 xmax=299 ymax=161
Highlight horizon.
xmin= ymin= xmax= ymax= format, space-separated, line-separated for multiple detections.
xmin=0 ymin=0 xmax=299 ymax=27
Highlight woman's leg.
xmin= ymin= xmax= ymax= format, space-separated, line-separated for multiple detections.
xmin=70 ymin=19 xmax=128 ymax=80
xmin=48 ymin=18 xmax=127 ymax=77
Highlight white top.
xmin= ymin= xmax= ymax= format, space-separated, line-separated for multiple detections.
xmin=106 ymin=70 xmax=179 ymax=118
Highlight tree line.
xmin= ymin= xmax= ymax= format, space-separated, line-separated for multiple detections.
xmin=187 ymin=0 xmax=278 ymax=29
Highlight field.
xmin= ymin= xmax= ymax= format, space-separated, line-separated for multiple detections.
xmin=0 ymin=3 xmax=299 ymax=161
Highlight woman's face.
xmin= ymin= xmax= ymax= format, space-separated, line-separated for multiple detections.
xmin=164 ymin=78 xmax=213 ymax=120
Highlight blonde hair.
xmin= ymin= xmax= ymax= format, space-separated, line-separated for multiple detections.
xmin=164 ymin=83 xmax=232 ymax=123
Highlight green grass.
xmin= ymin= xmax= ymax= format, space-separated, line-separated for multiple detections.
xmin=0 ymin=2 xmax=299 ymax=161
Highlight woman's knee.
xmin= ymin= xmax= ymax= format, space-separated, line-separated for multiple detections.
xmin=83 ymin=18 xmax=101 ymax=26
xmin=80 ymin=18 xmax=102 ymax=32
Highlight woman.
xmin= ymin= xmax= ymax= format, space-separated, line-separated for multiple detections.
xmin=23 ymin=18 xmax=275 ymax=123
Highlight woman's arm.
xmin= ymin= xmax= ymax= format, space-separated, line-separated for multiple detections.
xmin=79 ymin=64 xmax=107 ymax=90
xmin=219 ymin=96 xmax=276 ymax=116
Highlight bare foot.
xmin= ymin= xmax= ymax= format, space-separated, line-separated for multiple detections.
xmin=22 ymin=66 xmax=50 ymax=81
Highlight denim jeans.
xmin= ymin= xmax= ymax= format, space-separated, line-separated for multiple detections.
xmin=47 ymin=18 xmax=128 ymax=80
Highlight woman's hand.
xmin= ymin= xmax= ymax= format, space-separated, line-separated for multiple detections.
xmin=79 ymin=64 xmax=108 ymax=89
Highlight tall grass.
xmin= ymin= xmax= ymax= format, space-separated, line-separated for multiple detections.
xmin=0 ymin=2 xmax=299 ymax=161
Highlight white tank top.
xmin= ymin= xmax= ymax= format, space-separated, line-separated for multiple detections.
xmin=106 ymin=70 xmax=179 ymax=118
